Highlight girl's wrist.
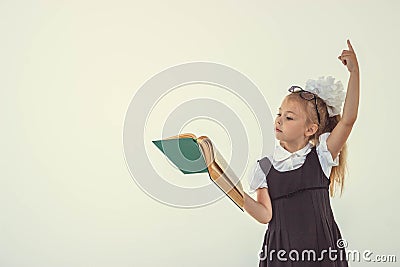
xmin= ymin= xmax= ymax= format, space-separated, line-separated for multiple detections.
xmin=350 ymin=69 xmax=359 ymax=75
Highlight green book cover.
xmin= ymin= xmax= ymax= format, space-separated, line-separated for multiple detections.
xmin=152 ymin=137 xmax=208 ymax=174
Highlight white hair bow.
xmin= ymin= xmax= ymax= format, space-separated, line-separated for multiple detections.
xmin=304 ymin=76 xmax=346 ymax=117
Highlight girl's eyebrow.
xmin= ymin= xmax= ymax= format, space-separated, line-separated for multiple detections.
xmin=278 ymin=107 xmax=297 ymax=115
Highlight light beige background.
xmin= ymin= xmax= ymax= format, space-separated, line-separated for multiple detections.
xmin=1 ymin=0 xmax=399 ymax=266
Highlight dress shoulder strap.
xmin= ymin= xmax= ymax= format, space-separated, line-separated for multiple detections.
xmin=257 ymin=156 xmax=272 ymax=176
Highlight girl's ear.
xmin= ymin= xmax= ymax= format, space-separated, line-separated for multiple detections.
xmin=305 ymin=123 xmax=319 ymax=137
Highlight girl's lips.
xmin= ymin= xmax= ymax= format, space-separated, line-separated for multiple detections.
xmin=275 ymin=128 xmax=282 ymax=132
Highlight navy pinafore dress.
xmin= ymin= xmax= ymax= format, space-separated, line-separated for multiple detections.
xmin=257 ymin=146 xmax=348 ymax=267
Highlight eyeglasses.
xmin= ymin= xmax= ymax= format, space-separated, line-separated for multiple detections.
xmin=288 ymin=86 xmax=321 ymax=125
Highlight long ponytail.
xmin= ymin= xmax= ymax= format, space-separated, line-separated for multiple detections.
xmin=323 ymin=115 xmax=348 ymax=197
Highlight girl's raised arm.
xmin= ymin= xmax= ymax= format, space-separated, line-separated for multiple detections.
xmin=326 ymin=39 xmax=360 ymax=160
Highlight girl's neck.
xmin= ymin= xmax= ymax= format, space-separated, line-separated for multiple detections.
xmin=279 ymin=140 xmax=310 ymax=153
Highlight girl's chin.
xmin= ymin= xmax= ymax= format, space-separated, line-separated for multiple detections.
xmin=275 ymin=134 xmax=285 ymax=142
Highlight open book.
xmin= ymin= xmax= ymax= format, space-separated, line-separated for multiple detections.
xmin=152 ymin=133 xmax=244 ymax=211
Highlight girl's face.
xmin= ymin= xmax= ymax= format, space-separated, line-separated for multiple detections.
xmin=275 ymin=98 xmax=309 ymax=143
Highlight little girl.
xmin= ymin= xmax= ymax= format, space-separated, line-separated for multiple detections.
xmin=243 ymin=40 xmax=359 ymax=267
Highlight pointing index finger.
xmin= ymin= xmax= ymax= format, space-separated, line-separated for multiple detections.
xmin=347 ymin=39 xmax=354 ymax=52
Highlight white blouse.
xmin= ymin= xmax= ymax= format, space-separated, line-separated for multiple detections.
xmin=248 ymin=132 xmax=340 ymax=194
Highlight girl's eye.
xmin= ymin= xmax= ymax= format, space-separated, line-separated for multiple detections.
xmin=276 ymin=113 xmax=293 ymax=120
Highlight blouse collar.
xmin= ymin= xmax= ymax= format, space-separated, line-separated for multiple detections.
xmin=273 ymin=138 xmax=313 ymax=162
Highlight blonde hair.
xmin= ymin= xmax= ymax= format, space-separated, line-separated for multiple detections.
xmin=285 ymin=93 xmax=348 ymax=197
